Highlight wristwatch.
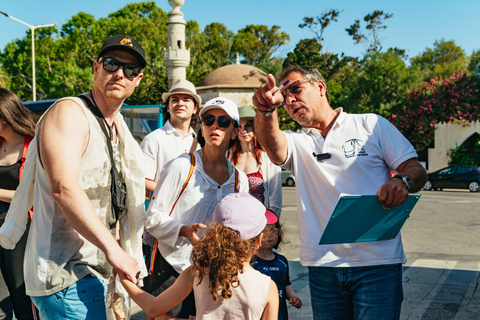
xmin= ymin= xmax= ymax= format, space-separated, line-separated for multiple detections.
xmin=258 ymin=106 xmax=278 ymax=116
xmin=393 ymin=174 xmax=413 ymax=191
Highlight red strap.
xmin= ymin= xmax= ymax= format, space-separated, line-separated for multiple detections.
xmin=18 ymin=136 xmax=33 ymax=182
xmin=19 ymin=136 xmax=34 ymax=220
xmin=149 ymin=152 xmax=195 ymax=275
xmin=1 ymin=137 xmax=34 ymax=219
xmin=234 ymin=169 xmax=239 ymax=193
xmin=168 ymin=153 xmax=195 ymax=216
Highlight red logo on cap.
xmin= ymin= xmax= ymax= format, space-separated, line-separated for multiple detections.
xmin=118 ymin=36 xmax=133 ymax=47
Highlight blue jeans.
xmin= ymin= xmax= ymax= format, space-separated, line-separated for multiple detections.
xmin=309 ymin=264 xmax=403 ymax=320
xmin=31 ymin=275 xmax=107 ymax=320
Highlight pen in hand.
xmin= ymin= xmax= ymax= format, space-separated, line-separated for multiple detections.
xmin=272 ymin=80 xmax=290 ymax=96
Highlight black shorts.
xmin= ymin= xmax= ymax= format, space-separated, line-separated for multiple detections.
xmin=142 ymin=246 xmax=195 ymax=318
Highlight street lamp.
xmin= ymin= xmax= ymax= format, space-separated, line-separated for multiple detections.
xmin=1 ymin=11 xmax=57 ymax=101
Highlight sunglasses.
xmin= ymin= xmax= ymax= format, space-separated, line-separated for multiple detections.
xmin=201 ymin=114 xmax=233 ymax=128
xmin=238 ymin=122 xmax=254 ymax=132
xmin=100 ymin=57 xmax=142 ymax=78
xmin=281 ymin=79 xmax=310 ymax=99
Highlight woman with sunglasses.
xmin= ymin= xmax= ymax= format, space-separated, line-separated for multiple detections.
xmin=144 ymin=97 xmax=248 ymax=319
xmin=228 ymin=106 xmax=282 ymax=218
xmin=0 ymin=88 xmax=38 ymax=320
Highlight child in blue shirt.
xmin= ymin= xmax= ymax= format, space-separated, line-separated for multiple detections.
xmin=251 ymin=216 xmax=302 ymax=320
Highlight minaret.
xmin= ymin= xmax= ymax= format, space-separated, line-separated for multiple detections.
xmin=164 ymin=0 xmax=190 ymax=89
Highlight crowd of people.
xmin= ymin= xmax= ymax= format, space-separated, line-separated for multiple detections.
xmin=0 ymin=34 xmax=427 ymax=320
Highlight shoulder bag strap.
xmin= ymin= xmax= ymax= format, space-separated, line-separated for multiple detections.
xmin=149 ymin=152 xmax=195 ymax=275
xmin=77 ymin=95 xmax=116 ymax=166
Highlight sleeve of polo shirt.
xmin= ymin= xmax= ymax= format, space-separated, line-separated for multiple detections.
xmin=140 ymin=132 xmax=159 ymax=181
xmin=279 ymin=130 xmax=295 ymax=172
xmin=375 ymin=116 xmax=418 ymax=171
xmin=145 ymin=155 xmax=191 ymax=248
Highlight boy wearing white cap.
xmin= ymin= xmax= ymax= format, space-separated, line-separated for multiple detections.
xmin=143 ymin=97 xmax=249 ymax=319
xmin=119 ymin=193 xmax=280 ymax=320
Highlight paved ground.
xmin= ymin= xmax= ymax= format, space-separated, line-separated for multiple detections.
xmin=128 ymin=187 xmax=480 ymax=320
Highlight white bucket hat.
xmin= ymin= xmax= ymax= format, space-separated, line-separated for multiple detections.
xmin=162 ymin=79 xmax=202 ymax=106
xmin=200 ymin=97 xmax=239 ymax=124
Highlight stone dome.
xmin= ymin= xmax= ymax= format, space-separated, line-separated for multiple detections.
xmin=199 ymin=64 xmax=267 ymax=88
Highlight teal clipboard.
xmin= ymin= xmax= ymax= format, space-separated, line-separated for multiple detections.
xmin=319 ymin=194 xmax=421 ymax=245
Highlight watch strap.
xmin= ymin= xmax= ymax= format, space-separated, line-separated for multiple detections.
xmin=393 ymin=174 xmax=413 ymax=191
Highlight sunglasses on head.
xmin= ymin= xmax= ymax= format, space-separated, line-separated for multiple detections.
xmin=281 ymin=79 xmax=310 ymax=99
xmin=100 ymin=57 xmax=142 ymax=78
xmin=201 ymin=114 xmax=233 ymax=128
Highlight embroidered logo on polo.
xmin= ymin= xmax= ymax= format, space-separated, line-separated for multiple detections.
xmin=342 ymin=139 xmax=368 ymax=158
xmin=118 ymin=36 xmax=133 ymax=47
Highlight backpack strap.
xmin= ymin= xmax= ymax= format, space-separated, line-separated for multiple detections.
xmin=149 ymin=152 xmax=195 ymax=275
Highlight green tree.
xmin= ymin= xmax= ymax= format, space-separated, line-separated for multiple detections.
xmin=282 ymin=38 xmax=358 ymax=106
xmin=467 ymin=49 xmax=480 ymax=79
xmin=186 ymin=22 xmax=234 ymax=85
xmin=231 ymin=25 xmax=289 ymax=66
xmin=0 ymin=1 xmax=169 ymax=104
xmin=411 ymin=39 xmax=467 ymax=81
xmin=346 ymin=10 xmax=393 ymax=52
xmin=299 ymin=9 xmax=342 ymax=56
xmin=339 ymin=49 xmax=423 ymax=117
xmin=390 ymin=73 xmax=480 ymax=151
xmin=283 ymin=39 xmax=323 ymax=68
xmin=449 ymin=139 xmax=480 ymax=166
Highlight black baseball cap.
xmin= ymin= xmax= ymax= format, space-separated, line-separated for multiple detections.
xmin=98 ymin=35 xmax=147 ymax=68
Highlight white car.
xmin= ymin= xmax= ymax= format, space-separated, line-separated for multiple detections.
xmin=281 ymin=170 xmax=295 ymax=187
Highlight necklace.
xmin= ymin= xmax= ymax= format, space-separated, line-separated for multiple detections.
xmin=90 ymin=90 xmax=114 ymax=141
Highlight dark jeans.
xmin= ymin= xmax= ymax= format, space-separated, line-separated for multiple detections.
xmin=0 ymin=219 xmax=37 ymax=320
xmin=309 ymin=264 xmax=403 ymax=320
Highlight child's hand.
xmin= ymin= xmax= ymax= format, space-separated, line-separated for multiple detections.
xmin=289 ymin=296 xmax=302 ymax=309
xmin=180 ymin=223 xmax=207 ymax=244
xmin=114 ymin=268 xmax=128 ymax=282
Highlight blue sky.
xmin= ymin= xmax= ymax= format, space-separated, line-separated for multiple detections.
xmin=1 ymin=0 xmax=479 ymax=60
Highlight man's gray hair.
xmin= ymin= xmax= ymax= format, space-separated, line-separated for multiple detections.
xmin=277 ymin=66 xmax=330 ymax=104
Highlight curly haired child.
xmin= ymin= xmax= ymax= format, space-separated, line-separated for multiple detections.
xmin=118 ymin=193 xmax=279 ymax=320
xmin=251 ymin=218 xmax=302 ymax=320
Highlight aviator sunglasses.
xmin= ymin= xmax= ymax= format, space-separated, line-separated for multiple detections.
xmin=281 ymin=79 xmax=311 ymax=99
xmin=100 ymin=57 xmax=142 ymax=78
xmin=201 ymin=114 xmax=233 ymax=128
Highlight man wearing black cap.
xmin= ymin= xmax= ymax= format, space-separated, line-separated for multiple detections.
xmin=0 ymin=35 xmax=147 ymax=319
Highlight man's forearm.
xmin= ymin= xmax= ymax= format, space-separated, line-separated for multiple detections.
xmin=254 ymin=110 xmax=287 ymax=165
xmin=397 ymin=158 xmax=428 ymax=193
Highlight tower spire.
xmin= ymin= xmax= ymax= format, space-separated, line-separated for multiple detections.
xmin=164 ymin=0 xmax=190 ymax=89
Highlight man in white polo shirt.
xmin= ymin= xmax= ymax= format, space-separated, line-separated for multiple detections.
xmin=139 ymin=79 xmax=201 ymax=320
xmin=252 ymin=66 xmax=427 ymax=320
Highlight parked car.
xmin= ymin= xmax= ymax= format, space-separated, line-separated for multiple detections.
xmin=282 ymin=169 xmax=295 ymax=187
xmin=423 ymin=165 xmax=480 ymax=192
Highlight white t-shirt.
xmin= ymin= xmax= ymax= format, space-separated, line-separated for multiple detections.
xmin=140 ymin=120 xmax=198 ymax=183
xmin=282 ymin=108 xmax=418 ymax=267
xmin=145 ymin=152 xmax=249 ymax=274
